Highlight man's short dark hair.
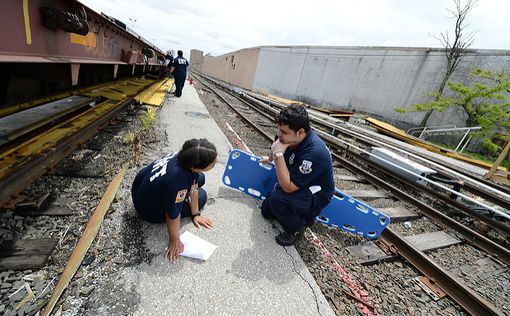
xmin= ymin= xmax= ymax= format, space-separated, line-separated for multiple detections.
xmin=275 ymin=104 xmax=310 ymax=133
xmin=177 ymin=138 xmax=217 ymax=170
xmin=178 ymin=50 xmax=183 ymax=57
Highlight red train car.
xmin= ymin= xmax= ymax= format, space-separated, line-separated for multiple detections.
xmin=0 ymin=0 xmax=166 ymax=106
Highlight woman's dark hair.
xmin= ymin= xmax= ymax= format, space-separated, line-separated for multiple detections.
xmin=275 ymin=104 xmax=310 ymax=133
xmin=177 ymin=138 xmax=217 ymax=170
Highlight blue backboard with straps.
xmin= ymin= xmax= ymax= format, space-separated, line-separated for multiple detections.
xmin=222 ymin=149 xmax=390 ymax=239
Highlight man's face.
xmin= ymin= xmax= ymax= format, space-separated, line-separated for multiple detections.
xmin=277 ymin=124 xmax=303 ymax=147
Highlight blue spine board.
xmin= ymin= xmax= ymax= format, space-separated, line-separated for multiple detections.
xmin=222 ymin=149 xmax=390 ymax=238
xmin=222 ymin=149 xmax=278 ymax=200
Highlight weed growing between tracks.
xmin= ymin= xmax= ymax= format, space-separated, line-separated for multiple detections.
xmin=122 ymin=105 xmax=158 ymax=166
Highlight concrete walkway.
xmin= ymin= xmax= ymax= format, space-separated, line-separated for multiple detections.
xmin=120 ymin=82 xmax=335 ymax=316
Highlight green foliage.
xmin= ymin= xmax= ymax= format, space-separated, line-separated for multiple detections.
xmin=120 ymin=106 xmax=158 ymax=166
xmin=482 ymin=138 xmax=500 ymax=156
xmin=122 ymin=131 xmax=136 ymax=145
xmin=139 ymin=106 xmax=157 ymax=131
xmin=396 ymin=68 xmax=510 ymax=155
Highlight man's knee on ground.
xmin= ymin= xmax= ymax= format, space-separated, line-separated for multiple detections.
xmin=260 ymin=199 xmax=275 ymax=219
xmin=267 ymin=190 xmax=292 ymax=216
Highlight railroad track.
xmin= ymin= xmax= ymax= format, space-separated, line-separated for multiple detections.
xmin=245 ymin=90 xmax=510 ymax=220
xmin=196 ymin=73 xmax=510 ymax=236
xmin=0 ymin=77 xmax=169 ymax=208
xmin=192 ymin=72 xmax=510 ymax=316
xmin=218 ymin=76 xmax=510 ymax=215
xmin=0 ymin=78 xmax=171 ymax=314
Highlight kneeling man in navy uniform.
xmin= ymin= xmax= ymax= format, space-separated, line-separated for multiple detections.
xmin=261 ymin=105 xmax=334 ymax=246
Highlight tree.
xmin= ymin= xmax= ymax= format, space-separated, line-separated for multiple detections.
xmin=419 ymin=0 xmax=477 ymax=127
xmin=396 ymin=68 xmax=510 ymax=155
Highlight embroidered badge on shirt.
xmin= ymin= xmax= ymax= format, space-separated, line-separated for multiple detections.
xmin=299 ymin=160 xmax=313 ymax=174
xmin=175 ymin=189 xmax=188 ymax=203
xmin=289 ymin=153 xmax=295 ymax=165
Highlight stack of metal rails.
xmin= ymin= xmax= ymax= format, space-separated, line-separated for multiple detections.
xmin=192 ymin=71 xmax=510 ymax=316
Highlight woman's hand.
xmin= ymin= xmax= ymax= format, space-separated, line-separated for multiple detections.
xmin=165 ymin=239 xmax=184 ymax=263
xmin=192 ymin=215 xmax=214 ymax=229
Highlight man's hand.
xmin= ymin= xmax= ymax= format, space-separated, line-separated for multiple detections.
xmin=165 ymin=239 xmax=184 ymax=263
xmin=259 ymin=156 xmax=271 ymax=164
xmin=271 ymin=139 xmax=289 ymax=154
xmin=192 ymin=215 xmax=214 ymax=229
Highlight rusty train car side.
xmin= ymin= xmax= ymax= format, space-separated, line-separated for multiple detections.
xmin=0 ymin=0 xmax=166 ymax=106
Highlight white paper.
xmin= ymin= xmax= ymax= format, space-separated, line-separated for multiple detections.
xmin=309 ymin=185 xmax=322 ymax=194
xmin=179 ymin=231 xmax=218 ymax=261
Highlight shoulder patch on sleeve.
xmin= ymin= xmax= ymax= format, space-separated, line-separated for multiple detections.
xmin=175 ymin=189 xmax=188 ymax=203
xmin=299 ymin=160 xmax=313 ymax=174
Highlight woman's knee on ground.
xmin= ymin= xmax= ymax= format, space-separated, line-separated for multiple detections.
xmin=198 ymin=188 xmax=208 ymax=210
xmin=197 ymin=172 xmax=205 ymax=187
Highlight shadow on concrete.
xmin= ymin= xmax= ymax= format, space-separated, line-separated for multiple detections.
xmin=121 ymin=208 xmax=157 ymax=267
xmin=229 ymin=198 xmax=300 ymax=285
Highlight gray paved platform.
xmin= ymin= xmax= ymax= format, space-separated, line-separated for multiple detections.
xmin=124 ymin=82 xmax=335 ymax=316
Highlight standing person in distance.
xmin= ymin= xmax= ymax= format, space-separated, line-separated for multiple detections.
xmin=170 ymin=50 xmax=189 ymax=98
xmin=164 ymin=50 xmax=174 ymax=77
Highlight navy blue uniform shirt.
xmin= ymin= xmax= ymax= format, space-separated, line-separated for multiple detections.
xmin=172 ymin=56 xmax=189 ymax=77
xmin=283 ymin=130 xmax=335 ymax=201
xmin=133 ymin=152 xmax=197 ymax=220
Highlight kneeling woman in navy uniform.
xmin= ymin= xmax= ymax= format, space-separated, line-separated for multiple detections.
xmin=131 ymin=138 xmax=218 ymax=263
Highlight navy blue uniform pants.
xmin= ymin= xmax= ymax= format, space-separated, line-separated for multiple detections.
xmin=174 ymin=73 xmax=186 ymax=97
xmin=131 ymin=170 xmax=207 ymax=223
xmin=260 ymin=187 xmax=329 ymax=233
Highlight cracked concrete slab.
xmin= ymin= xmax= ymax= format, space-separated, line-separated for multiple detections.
xmin=110 ymin=82 xmax=335 ymax=316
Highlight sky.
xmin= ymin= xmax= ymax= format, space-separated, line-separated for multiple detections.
xmin=80 ymin=0 xmax=510 ymax=57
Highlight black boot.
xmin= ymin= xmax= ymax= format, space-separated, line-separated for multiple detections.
xmin=275 ymin=227 xmax=304 ymax=246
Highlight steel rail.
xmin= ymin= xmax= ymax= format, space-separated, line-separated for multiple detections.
xmin=238 ymin=84 xmax=510 ymax=203
xmin=197 ymin=78 xmax=507 ymax=315
xmin=380 ymin=228 xmax=504 ymax=316
xmin=198 ymin=73 xmax=510 ymax=266
xmin=328 ymin=150 xmax=510 ymax=266
xmin=363 ymin=155 xmax=510 ymax=235
xmin=0 ymin=98 xmax=132 ymax=207
xmin=192 ymin=73 xmax=276 ymax=123
xmin=192 ymin=76 xmax=274 ymax=141
xmin=199 ymin=72 xmax=510 ymax=217
xmin=238 ymin=89 xmax=510 ymax=223
xmin=308 ymin=114 xmax=510 ymax=212
xmin=0 ymin=79 xmax=158 ymax=208
xmin=307 ymin=121 xmax=510 ymax=234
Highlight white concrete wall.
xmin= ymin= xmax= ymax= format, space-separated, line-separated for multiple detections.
xmin=201 ymin=48 xmax=260 ymax=90
xmin=189 ymin=49 xmax=204 ymax=72
xmin=252 ymin=46 xmax=510 ymax=129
